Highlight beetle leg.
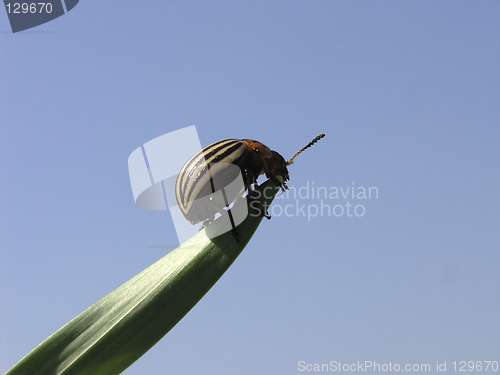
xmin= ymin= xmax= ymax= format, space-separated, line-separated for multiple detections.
xmin=242 ymin=168 xmax=259 ymax=191
xmin=242 ymin=168 xmax=250 ymax=186
xmin=280 ymin=181 xmax=289 ymax=192
xmin=269 ymin=175 xmax=286 ymax=191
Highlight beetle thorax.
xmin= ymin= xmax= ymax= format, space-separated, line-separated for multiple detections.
xmin=241 ymin=139 xmax=289 ymax=182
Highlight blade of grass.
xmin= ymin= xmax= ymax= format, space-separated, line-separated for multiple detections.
xmin=7 ymin=180 xmax=279 ymax=375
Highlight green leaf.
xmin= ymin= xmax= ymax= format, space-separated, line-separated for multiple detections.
xmin=7 ymin=180 xmax=279 ymax=375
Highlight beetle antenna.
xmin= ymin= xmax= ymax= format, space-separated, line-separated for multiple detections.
xmin=287 ymin=133 xmax=325 ymax=165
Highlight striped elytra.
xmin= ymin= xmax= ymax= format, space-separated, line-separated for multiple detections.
xmin=175 ymin=138 xmax=290 ymax=225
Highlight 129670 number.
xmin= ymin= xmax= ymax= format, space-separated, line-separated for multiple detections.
xmin=5 ymin=2 xmax=53 ymax=14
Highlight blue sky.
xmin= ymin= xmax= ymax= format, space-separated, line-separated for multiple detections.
xmin=1 ymin=1 xmax=499 ymax=374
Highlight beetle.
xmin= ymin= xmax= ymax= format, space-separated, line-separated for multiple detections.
xmin=175 ymin=134 xmax=325 ymax=230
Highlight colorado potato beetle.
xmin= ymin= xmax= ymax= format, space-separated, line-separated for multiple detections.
xmin=175 ymin=134 xmax=325 ymax=232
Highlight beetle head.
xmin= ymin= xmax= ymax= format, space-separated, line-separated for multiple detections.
xmin=268 ymin=150 xmax=290 ymax=182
